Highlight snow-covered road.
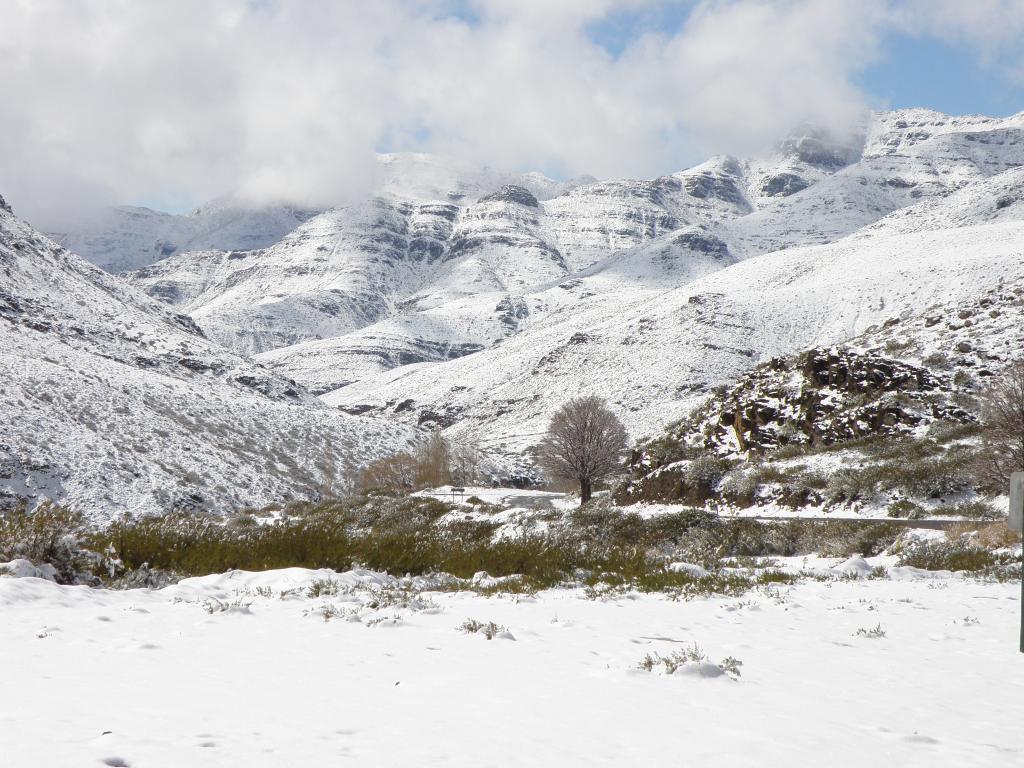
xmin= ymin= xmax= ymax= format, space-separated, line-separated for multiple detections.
xmin=3 ymin=566 xmax=1023 ymax=766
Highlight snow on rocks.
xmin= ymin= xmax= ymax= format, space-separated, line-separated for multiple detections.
xmin=0 ymin=558 xmax=58 ymax=581
xmin=667 ymin=561 xmax=710 ymax=578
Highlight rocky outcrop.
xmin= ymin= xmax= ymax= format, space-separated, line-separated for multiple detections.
xmin=703 ymin=348 xmax=973 ymax=454
xmin=759 ymin=173 xmax=810 ymax=198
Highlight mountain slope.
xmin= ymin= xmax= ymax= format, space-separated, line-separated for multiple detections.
xmin=48 ymin=108 xmax=1024 ymax=475
xmin=0 ymin=202 xmax=412 ymax=518
xmin=323 ymin=219 xmax=1024 ymax=452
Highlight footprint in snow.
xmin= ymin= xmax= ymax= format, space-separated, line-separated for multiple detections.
xmin=100 ymin=758 xmax=130 ymax=767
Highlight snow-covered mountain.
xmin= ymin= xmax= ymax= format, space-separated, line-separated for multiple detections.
xmin=48 ymin=199 xmax=321 ymax=274
xmin=42 ymin=108 xmax=1024 ymax=472
xmin=322 ymin=218 xmax=1024 ymax=451
xmin=0 ymin=200 xmax=412 ymax=518
xmin=52 ymin=153 xmax=582 ymax=276
xmin=125 ymin=155 xmax=755 ymax=358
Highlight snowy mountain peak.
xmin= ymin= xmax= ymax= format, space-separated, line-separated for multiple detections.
xmin=478 ymin=185 xmax=540 ymax=208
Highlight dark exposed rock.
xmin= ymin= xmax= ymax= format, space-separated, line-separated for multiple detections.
xmin=0 ymin=290 xmax=23 ymax=320
xmin=759 ymin=173 xmax=810 ymax=198
xmin=408 ymin=237 xmax=445 ymax=261
xmin=171 ymin=313 xmax=206 ymax=337
xmin=337 ymin=403 xmax=378 ymax=416
xmin=683 ymin=172 xmax=748 ymax=208
xmin=417 ymin=203 xmax=460 ymax=221
xmin=479 ymin=185 xmax=540 ymax=208
xmin=495 ymin=295 xmax=529 ymax=333
xmin=416 ymin=406 xmax=464 ymax=428
xmin=671 ymin=231 xmax=731 ymax=259
xmin=146 ymin=282 xmax=181 ymax=304
xmin=232 ymin=374 xmax=275 ymax=396
xmin=618 ymin=346 xmax=976 ymax=505
xmin=178 ymin=357 xmax=223 ymax=374
xmin=645 ymin=346 xmax=971 ymax=465
xmin=0 ymin=193 xmax=11 ymax=214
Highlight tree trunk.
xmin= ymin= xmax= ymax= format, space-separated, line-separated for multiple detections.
xmin=580 ymin=477 xmax=592 ymax=505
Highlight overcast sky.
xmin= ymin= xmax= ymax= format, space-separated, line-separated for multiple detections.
xmin=4 ymin=0 xmax=1024 ymax=228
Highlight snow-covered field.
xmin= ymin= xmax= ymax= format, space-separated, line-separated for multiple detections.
xmin=4 ymin=563 xmax=1023 ymax=766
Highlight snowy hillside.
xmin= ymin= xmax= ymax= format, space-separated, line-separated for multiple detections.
xmin=0 ymin=202 xmax=412 ymax=518
xmin=325 ymin=220 xmax=1024 ymax=451
xmin=42 ymin=108 xmax=1024 ymax=469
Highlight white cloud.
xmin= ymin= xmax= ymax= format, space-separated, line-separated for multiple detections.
xmin=0 ymin=0 xmax=1014 ymax=228
xmin=896 ymin=0 xmax=1024 ymax=80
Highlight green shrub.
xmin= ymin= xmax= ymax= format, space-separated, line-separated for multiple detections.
xmin=929 ymin=500 xmax=996 ymax=519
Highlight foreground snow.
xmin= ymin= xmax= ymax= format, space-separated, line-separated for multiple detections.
xmin=3 ymin=565 xmax=1024 ymax=766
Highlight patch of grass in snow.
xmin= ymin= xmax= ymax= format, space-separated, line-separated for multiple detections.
xmin=854 ymin=623 xmax=887 ymax=639
xmin=896 ymin=537 xmax=1020 ymax=579
xmin=459 ymin=619 xmax=508 ymax=639
xmin=637 ymin=644 xmax=742 ymax=678
xmin=927 ymin=500 xmax=997 ymax=519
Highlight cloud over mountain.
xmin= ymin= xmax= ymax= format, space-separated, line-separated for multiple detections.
xmin=1 ymin=0 xmax=1020 ymax=228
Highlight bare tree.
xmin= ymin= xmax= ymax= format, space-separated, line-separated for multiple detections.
xmin=449 ymin=430 xmax=485 ymax=486
xmin=975 ymin=359 xmax=1024 ymax=491
xmin=536 ymin=395 xmax=628 ymax=504
xmin=414 ymin=430 xmax=453 ymax=488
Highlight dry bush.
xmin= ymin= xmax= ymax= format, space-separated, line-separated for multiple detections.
xmin=359 ymin=452 xmax=419 ymax=493
xmin=0 ymin=502 xmax=91 ymax=583
xmin=946 ymin=521 xmax=1021 ymax=550
xmin=360 ymin=431 xmax=485 ymax=493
